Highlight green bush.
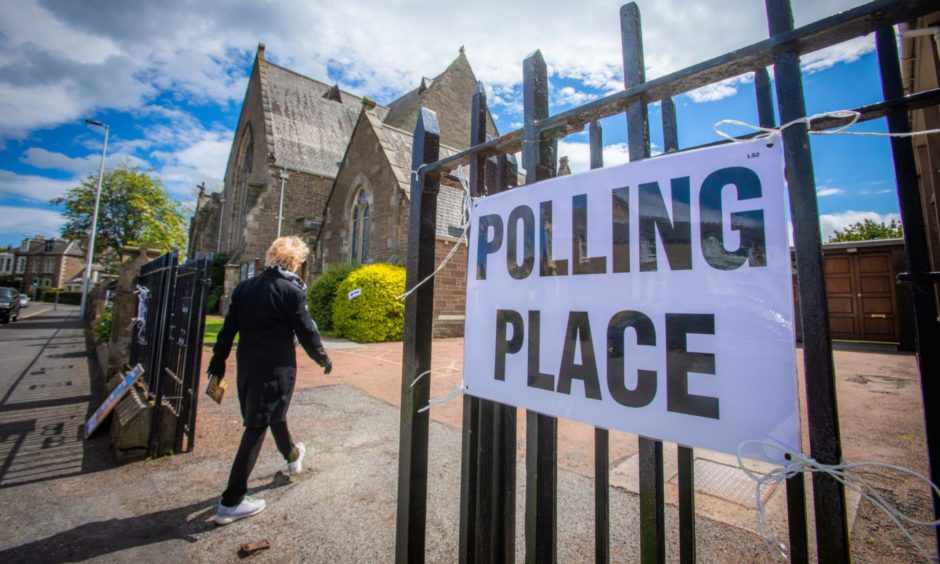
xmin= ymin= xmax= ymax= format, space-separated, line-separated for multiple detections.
xmin=205 ymin=253 xmax=229 ymax=313
xmin=332 ymin=263 xmax=406 ymax=343
xmin=307 ymin=263 xmax=356 ymax=332
xmin=41 ymin=290 xmax=82 ymax=304
xmin=95 ymin=303 xmax=113 ymax=342
xmin=206 ymin=285 xmax=223 ymax=314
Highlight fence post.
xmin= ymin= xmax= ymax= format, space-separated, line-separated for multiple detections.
xmin=522 ymin=48 xmax=558 ymax=564
xmin=620 ymin=4 xmax=664 ymax=563
xmin=396 ymin=107 xmax=441 ymax=564
xmin=875 ymin=25 xmax=940 ymax=556
xmin=660 ymin=95 xmax=699 ymax=564
xmin=765 ymin=0 xmax=850 ymax=561
xmin=588 ymin=119 xmax=611 ymax=564
xmin=754 ymin=65 xmax=810 ymax=564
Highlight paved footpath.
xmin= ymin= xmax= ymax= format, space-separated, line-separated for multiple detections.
xmin=0 ymin=304 xmax=111 ymax=489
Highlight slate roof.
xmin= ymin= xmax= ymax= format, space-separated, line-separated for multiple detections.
xmin=364 ymin=112 xmax=466 ymax=238
xmin=263 ymin=61 xmax=389 ymax=178
xmin=17 ymin=238 xmax=83 ymax=257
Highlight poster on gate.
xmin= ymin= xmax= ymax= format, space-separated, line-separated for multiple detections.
xmin=463 ymin=138 xmax=800 ymax=464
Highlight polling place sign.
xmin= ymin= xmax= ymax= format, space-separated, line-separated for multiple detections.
xmin=463 ymin=139 xmax=799 ymax=464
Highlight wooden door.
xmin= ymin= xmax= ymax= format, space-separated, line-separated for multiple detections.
xmin=823 ymin=250 xmax=899 ymax=342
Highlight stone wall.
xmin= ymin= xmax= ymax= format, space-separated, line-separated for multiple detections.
xmin=320 ymin=113 xmax=407 ymax=268
xmin=431 ymin=237 xmax=467 ymax=338
xmin=107 ymin=247 xmax=164 ymax=374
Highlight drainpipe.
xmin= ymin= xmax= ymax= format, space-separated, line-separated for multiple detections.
xmin=277 ymin=167 xmax=289 ymax=237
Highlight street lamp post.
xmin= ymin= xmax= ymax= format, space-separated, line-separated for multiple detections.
xmin=216 ymin=193 xmax=227 ymax=253
xmin=79 ymin=118 xmax=109 ymax=320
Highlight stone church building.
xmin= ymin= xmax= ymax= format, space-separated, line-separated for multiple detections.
xmin=188 ymin=44 xmax=503 ymax=336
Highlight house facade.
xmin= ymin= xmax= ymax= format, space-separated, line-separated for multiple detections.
xmin=902 ymin=11 xmax=940 ymax=316
xmin=12 ymin=236 xmax=86 ymax=293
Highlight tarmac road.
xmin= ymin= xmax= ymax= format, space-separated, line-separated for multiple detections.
xmin=0 ymin=306 xmax=932 ymax=561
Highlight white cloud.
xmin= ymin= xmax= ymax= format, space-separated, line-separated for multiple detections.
xmin=0 ymin=170 xmax=76 ymax=202
xmin=802 ymin=35 xmax=876 ymax=74
xmin=557 ymin=140 xmax=630 ymax=173
xmin=816 ymin=186 xmax=845 ymax=198
xmin=817 ymin=210 xmax=901 ymax=241
xmin=0 ymin=205 xmax=66 ymax=238
xmin=553 ymin=86 xmax=596 ymax=108
xmin=687 ymin=74 xmax=754 ymax=103
xmin=0 ymin=0 xmax=880 ymax=142
xmin=21 ymin=147 xmax=149 ymax=176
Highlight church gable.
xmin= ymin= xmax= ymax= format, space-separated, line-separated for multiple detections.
xmin=383 ymin=49 xmax=498 ymax=149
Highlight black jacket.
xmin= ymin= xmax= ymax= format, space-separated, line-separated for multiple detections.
xmin=209 ymin=266 xmax=329 ymax=427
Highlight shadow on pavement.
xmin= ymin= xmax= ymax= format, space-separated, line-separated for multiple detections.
xmin=0 ymin=478 xmax=290 ymax=563
xmin=0 ymin=309 xmax=115 ymax=489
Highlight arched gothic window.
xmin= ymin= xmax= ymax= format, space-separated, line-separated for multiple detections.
xmin=232 ymin=126 xmax=253 ymax=248
xmin=350 ymin=189 xmax=370 ymax=263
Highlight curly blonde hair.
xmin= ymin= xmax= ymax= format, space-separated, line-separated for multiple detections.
xmin=265 ymin=236 xmax=309 ymax=271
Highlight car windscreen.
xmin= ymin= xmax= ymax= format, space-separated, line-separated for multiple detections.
xmin=0 ymin=289 xmax=15 ymax=300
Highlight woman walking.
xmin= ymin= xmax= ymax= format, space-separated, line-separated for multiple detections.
xmin=208 ymin=236 xmax=332 ymax=525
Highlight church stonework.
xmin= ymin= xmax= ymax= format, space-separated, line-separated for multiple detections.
xmin=189 ymin=44 xmax=500 ymax=337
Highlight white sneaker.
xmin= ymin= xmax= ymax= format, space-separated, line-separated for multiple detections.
xmin=214 ymin=495 xmax=266 ymax=525
xmin=288 ymin=442 xmax=305 ymax=475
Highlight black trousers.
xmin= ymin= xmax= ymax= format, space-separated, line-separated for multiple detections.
xmin=221 ymin=421 xmax=294 ymax=507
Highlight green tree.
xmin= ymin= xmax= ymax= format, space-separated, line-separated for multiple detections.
xmin=828 ymin=218 xmax=903 ymax=242
xmin=51 ymin=164 xmax=188 ymax=268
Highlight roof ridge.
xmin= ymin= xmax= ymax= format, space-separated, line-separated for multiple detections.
xmin=265 ymin=60 xmax=390 ymax=110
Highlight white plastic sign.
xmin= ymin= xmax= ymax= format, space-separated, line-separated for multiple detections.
xmin=463 ymin=139 xmax=799 ymax=463
xmin=348 ymin=288 xmax=362 ymax=300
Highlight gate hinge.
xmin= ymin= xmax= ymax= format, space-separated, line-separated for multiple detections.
xmin=897 ymin=271 xmax=940 ymax=284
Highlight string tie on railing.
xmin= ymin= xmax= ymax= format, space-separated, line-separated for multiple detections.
xmin=715 ymin=109 xmax=940 ymax=146
xmin=737 ymin=439 xmax=940 ymax=562
xmin=397 ymin=165 xmax=477 ymax=301
xmin=130 ymin=285 xmax=150 ymax=344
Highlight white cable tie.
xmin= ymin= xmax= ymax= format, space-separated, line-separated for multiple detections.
xmin=410 ymin=369 xmax=431 ymax=388
xmin=418 ymin=382 xmax=467 ymax=414
xmin=736 ymin=439 xmax=940 ymax=562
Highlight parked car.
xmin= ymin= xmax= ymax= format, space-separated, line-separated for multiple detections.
xmin=0 ymin=287 xmax=21 ymax=323
xmin=17 ymin=294 xmax=29 ymax=308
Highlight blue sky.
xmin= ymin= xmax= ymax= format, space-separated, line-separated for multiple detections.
xmin=0 ymin=0 xmax=904 ymax=248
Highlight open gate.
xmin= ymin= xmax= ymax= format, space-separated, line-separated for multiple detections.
xmin=129 ymin=251 xmax=212 ymax=457
xmin=396 ymin=0 xmax=940 ymax=561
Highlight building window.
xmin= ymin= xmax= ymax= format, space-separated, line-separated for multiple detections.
xmin=44 ymin=258 xmax=54 ymax=272
xmin=31 ymin=260 xmax=38 ymax=273
xmin=350 ymin=189 xmax=370 ymax=263
xmin=16 ymin=257 xmax=26 ymax=274
xmin=44 ymin=240 xmax=53 ymax=252
xmin=42 ymin=278 xmax=52 ymax=287
xmin=20 ymin=240 xmax=29 ymax=252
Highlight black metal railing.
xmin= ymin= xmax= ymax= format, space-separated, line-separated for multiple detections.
xmin=129 ymin=251 xmax=212 ymax=456
xmin=395 ymin=0 xmax=940 ymax=562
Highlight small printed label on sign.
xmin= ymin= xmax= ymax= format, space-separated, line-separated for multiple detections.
xmin=348 ymin=288 xmax=362 ymax=300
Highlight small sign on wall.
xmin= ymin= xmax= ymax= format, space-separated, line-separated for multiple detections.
xmin=463 ymin=139 xmax=798 ymax=464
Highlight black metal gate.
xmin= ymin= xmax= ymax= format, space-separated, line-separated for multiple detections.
xmin=395 ymin=0 xmax=940 ymax=562
xmin=129 ymin=251 xmax=212 ymax=456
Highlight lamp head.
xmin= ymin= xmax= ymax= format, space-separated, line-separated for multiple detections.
xmin=84 ymin=118 xmax=105 ymax=127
